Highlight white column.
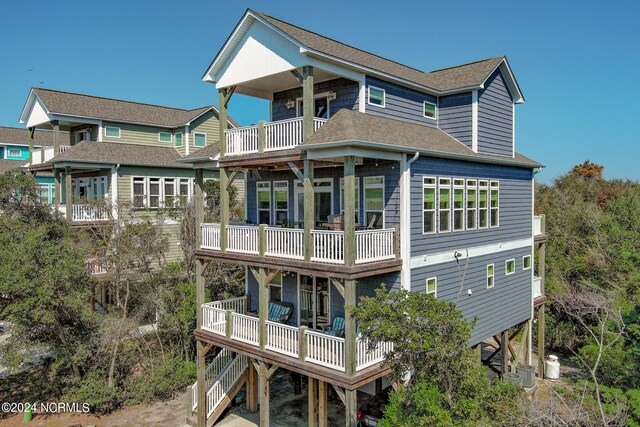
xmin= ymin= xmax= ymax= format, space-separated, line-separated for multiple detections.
xmin=185 ymin=124 xmax=190 ymax=156
xmin=472 ymin=90 xmax=478 ymax=152
xmin=399 ymin=153 xmax=412 ymax=290
xmin=111 ymin=166 xmax=118 ymax=219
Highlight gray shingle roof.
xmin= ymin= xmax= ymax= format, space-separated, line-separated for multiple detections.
xmin=0 ymin=159 xmax=27 ymax=173
xmin=32 ymin=88 xmax=239 ymax=128
xmin=0 ymin=126 xmax=70 ymax=146
xmin=180 ymin=143 xmax=220 ymax=161
xmin=302 ymin=109 xmax=540 ymax=167
xmin=49 ymin=141 xmax=190 ymax=168
xmin=252 ymin=10 xmax=505 ymax=92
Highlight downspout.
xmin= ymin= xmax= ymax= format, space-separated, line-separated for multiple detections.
xmin=400 ymin=152 xmax=420 ymax=290
xmin=111 ymin=164 xmax=120 ymax=219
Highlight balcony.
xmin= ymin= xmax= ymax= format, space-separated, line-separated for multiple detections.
xmin=533 ymin=276 xmax=542 ymax=299
xmin=225 ymin=117 xmax=327 ymax=157
xmin=201 ymin=224 xmax=396 ymax=265
xmin=533 ymin=215 xmax=545 ymax=237
xmin=58 ymin=204 xmax=111 ymax=223
xmin=85 ymin=256 xmax=109 ymax=276
xmin=201 ymin=296 xmax=393 ymax=373
xmin=31 ymin=145 xmax=71 ymax=166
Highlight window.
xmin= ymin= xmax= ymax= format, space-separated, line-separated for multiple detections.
xmin=490 ymin=181 xmax=499 ymax=227
xmin=269 ymin=271 xmax=283 ymax=301
xmin=368 ymin=86 xmax=385 ymax=107
xmin=194 ymin=133 xmax=206 ymax=147
xmin=426 ymin=277 xmax=437 ymax=296
xmin=37 ymin=184 xmax=50 ymax=204
xmin=439 ymin=178 xmax=451 ymax=232
xmin=506 ymin=259 xmax=515 ymax=275
xmin=339 ymin=177 xmax=360 ymax=224
xmin=364 ymin=176 xmax=384 ymax=228
xmin=487 ymin=264 xmax=495 ymax=288
xmin=179 ymin=178 xmax=190 ymax=204
xmin=466 ymin=179 xmax=477 ymax=230
xmin=159 ymin=132 xmax=172 ymax=143
xmin=148 ymin=178 xmax=161 ymax=208
xmin=453 ymin=179 xmax=465 ymax=231
xmin=423 ymin=101 xmax=437 ymax=119
xmin=175 ymin=132 xmax=183 ymax=147
xmin=133 ymin=177 xmax=146 ymax=208
xmin=478 ymin=180 xmax=489 ymax=228
xmin=164 ymin=178 xmax=176 ymax=207
xmin=523 ymin=255 xmax=532 ymax=270
xmin=423 ymin=177 xmax=436 ymax=234
xmin=7 ymin=148 xmax=21 ymax=158
xmin=257 ymin=182 xmax=271 ymax=224
xmin=274 ymin=181 xmax=288 ymax=225
xmin=104 ymin=126 xmax=121 ymax=138
xmin=297 ymin=96 xmax=330 ymax=119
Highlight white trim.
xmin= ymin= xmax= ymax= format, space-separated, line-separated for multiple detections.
xmin=438 ymin=178 xmax=451 ymax=233
xmin=104 ymin=126 xmax=121 ymax=138
xmin=295 ymin=91 xmax=331 ymax=119
xmin=512 ymin=103 xmax=516 ymax=158
xmin=400 ymin=154 xmax=412 ymax=290
xmin=185 ymin=125 xmax=190 ymax=156
xmin=478 ymin=180 xmax=489 ymax=229
xmin=273 ymin=180 xmax=289 ymax=225
xmin=367 ymin=86 xmax=385 ymax=108
xmin=363 ymin=175 xmax=385 ymax=228
xmin=505 ymin=259 xmax=515 ymax=275
xmin=158 ymin=131 xmax=173 ymax=143
xmin=423 ymin=100 xmax=437 ymax=120
xmin=452 ymin=178 xmax=465 ymax=232
xmin=426 ymin=277 xmax=437 ymax=296
xmin=409 ymin=237 xmax=533 ymax=269
xmin=358 ymin=75 xmax=366 ymax=113
xmin=193 ymin=132 xmax=206 ymax=147
xmin=422 ymin=176 xmax=436 ymax=235
xmin=110 ymin=166 xmax=118 ymax=218
xmin=490 ymin=180 xmax=500 ymax=228
xmin=471 ymin=90 xmax=478 ymax=152
xmin=486 ymin=264 xmax=495 ymax=288
xmin=466 ymin=179 xmax=477 ymax=230
xmin=523 ymin=255 xmax=532 ymax=270
xmin=257 ymin=181 xmax=271 ymax=224
xmin=98 ymin=121 xmax=103 ymax=142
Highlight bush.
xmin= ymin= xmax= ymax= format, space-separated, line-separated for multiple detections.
xmin=124 ymin=356 xmax=196 ymax=405
xmin=67 ymin=370 xmax=123 ymax=414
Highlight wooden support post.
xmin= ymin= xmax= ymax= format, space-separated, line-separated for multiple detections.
xmin=475 ymin=343 xmax=482 ymax=362
xmin=303 ymin=159 xmax=314 ymax=261
xmin=259 ymin=367 xmax=270 ymax=426
xmin=526 ymin=319 xmax=533 ymax=365
xmin=196 ymin=340 xmax=206 ymax=427
xmin=318 ymin=380 xmax=328 ymax=427
xmin=375 ymin=378 xmax=383 ymax=394
xmin=218 ymin=87 xmax=234 ymax=158
xmin=344 ymin=279 xmax=357 ymax=377
xmin=225 ymin=309 xmax=233 ymax=339
xmin=501 ymin=330 xmax=509 ymax=375
xmin=64 ymin=167 xmax=72 ymax=221
xmin=27 ymin=127 xmax=34 ymax=166
xmin=258 ymin=268 xmax=268 ymax=349
xmin=343 ymin=156 xmax=356 ymax=267
xmin=298 ymin=325 xmax=309 ymax=361
xmin=247 ymin=358 xmax=258 ymax=412
xmin=54 ymin=169 xmax=61 ymax=210
xmin=514 ymin=322 xmax=529 ymax=369
xmin=195 ymin=169 xmax=204 ymax=248
xmin=220 ymin=167 xmax=229 ymax=252
xmin=302 ymin=65 xmax=314 ymax=140
xmin=258 ymin=224 xmax=266 ymax=257
xmin=258 ymin=121 xmax=266 ymax=153
xmin=537 ymin=306 xmax=545 ymax=378
xmin=196 ymin=260 xmax=206 ymax=330
xmin=308 ymin=376 xmax=318 ymax=427
xmin=52 ymin=120 xmax=60 ymax=156
xmin=344 ymin=389 xmax=357 ymax=427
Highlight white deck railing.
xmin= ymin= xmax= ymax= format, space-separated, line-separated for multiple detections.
xmin=225 ymin=117 xmax=327 ymax=156
xmin=202 ymin=305 xmax=227 ymax=336
xmin=30 ymin=145 xmax=72 ymax=166
xmin=231 ymin=313 xmax=260 ymax=345
xmin=191 ymin=348 xmax=235 ymax=411
xmin=227 ymin=225 xmax=259 ymax=254
xmin=305 ymin=329 xmax=346 ymax=371
xmin=311 ymin=230 xmax=345 ymax=264
xmin=533 ymin=215 xmax=543 ymax=236
xmin=206 ymin=354 xmax=247 ymax=418
xmin=266 ymin=321 xmax=299 ymax=358
xmin=355 ymin=229 xmax=395 ymax=264
xmin=202 ymin=223 xmax=221 ymax=250
xmin=210 ymin=296 xmax=247 ymax=314
xmin=71 ymin=204 xmax=110 ymax=222
xmin=265 ymin=227 xmax=304 ymax=260
xmin=85 ymin=257 xmax=108 ymax=275
xmin=356 ymin=339 xmax=394 ymax=371
xmin=533 ymin=276 xmax=542 ymax=299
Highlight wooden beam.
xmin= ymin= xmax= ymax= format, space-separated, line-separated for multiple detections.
xmin=196 ymin=340 xmax=206 ymax=427
xmin=329 ymin=278 xmax=344 ymax=298
xmin=27 ymin=127 xmax=34 ymax=166
xmin=344 ymin=279 xmax=356 ymax=377
xmin=264 ymin=268 xmax=280 ymax=286
xmin=287 ymin=161 xmax=304 ymax=181
xmin=196 ymin=259 xmax=205 ymax=330
xmin=343 ymin=156 xmax=356 ymax=267
xmin=318 ymin=380 xmax=328 ymax=427
xmin=52 ymin=120 xmax=59 ymax=158
xmin=513 ymin=322 xmax=529 ymax=369
xmin=64 ymin=167 xmax=72 ymax=221
xmin=537 ymin=305 xmax=545 ymax=378
xmin=258 ymin=267 xmax=268 ymax=349
xmin=308 ymin=377 xmax=318 ymax=427
xmin=203 ymin=343 xmax=214 ymax=355
xmin=302 ymin=66 xmax=314 ymax=140
xmin=303 ymin=159 xmax=314 ymax=261
xmin=291 ymin=69 xmax=303 ymax=84
xmin=219 ymin=167 xmax=229 ymax=252
xmin=501 ymin=330 xmax=509 ymax=375
xmin=345 ymin=389 xmax=357 ymax=427
xmin=247 ymin=359 xmax=258 ymax=412
xmin=225 ymin=167 xmax=240 ymax=190
xmin=331 ymin=384 xmax=346 ymax=406
xmin=53 ymin=170 xmax=61 ymax=210
xmin=266 ymin=363 xmax=278 ymax=380
xmin=257 ymin=360 xmax=271 ymax=427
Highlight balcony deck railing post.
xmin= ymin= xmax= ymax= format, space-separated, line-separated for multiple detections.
xmin=258 ymin=121 xmax=266 ymax=154
xmin=225 ymin=310 xmax=234 ymax=339
xmin=258 ymin=224 xmax=266 ymax=257
xmin=298 ymin=326 xmax=308 ymax=362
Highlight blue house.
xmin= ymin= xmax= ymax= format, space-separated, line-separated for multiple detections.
xmin=0 ymin=126 xmax=70 ymax=203
xmin=185 ymin=9 xmax=547 ymax=427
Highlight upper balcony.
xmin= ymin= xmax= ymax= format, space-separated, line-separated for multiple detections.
xmin=533 ymin=214 xmax=546 ymax=242
xmin=30 ymin=144 xmax=71 ymax=166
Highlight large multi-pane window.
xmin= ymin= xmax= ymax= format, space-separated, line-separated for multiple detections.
xmin=339 ymin=177 xmax=360 ymax=224
xmin=423 ymin=177 xmax=436 ymax=234
xmin=478 ymin=180 xmax=489 ymax=228
xmin=257 ymin=182 xmax=271 ymax=224
xmin=364 ymin=176 xmax=384 ymax=228
xmin=133 ymin=177 xmax=146 ymax=208
xmin=179 ymin=178 xmax=190 ymax=204
xmin=149 ymin=178 xmax=161 ymax=208
xmin=466 ymin=179 xmax=477 ymax=230
xmin=164 ymin=178 xmax=176 ymax=207
xmin=133 ymin=176 xmax=192 ymax=208
xmin=490 ymin=181 xmax=499 ymax=227
xmin=274 ymin=181 xmax=288 ymax=225
xmin=37 ymin=184 xmax=50 ymax=204
xmin=453 ymin=179 xmax=465 ymax=231
xmin=438 ymin=178 xmax=451 ymax=232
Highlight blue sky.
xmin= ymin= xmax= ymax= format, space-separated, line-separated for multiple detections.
xmin=0 ymin=0 xmax=637 ymax=183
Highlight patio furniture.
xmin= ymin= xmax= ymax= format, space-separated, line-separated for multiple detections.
xmin=325 ymin=214 xmax=343 ymax=230
xmin=322 ymin=316 xmax=345 ymax=337
xmin=247 ymin=300 xmax=293 ymax=323
xmin=358 ymin=213 xmax=379 ymax=230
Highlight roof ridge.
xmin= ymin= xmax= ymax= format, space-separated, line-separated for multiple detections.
xmin=33 ymin=87 xmax=196 ymax=113
xmin=427 ymin=56 xmax=504 ymax=74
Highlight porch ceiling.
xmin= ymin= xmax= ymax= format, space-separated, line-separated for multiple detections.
xmin=234 ymin=68 xmax=345 ymax=100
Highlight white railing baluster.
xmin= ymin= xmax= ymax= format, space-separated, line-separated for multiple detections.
xmin=356 ymin=338 xmax=394 ymax=371
xmin=231 ymin=312 xmax=260 ymax=345
xmin=266 ymin=321 xmax=299 ymax=358
xmin=304 ymin=329 xmax=345 ymax=371
xmin=265 ymin=227 xmax=304 ymax=260
xmin=201 ymin=223 xmax=221 ymax=250
xmin=355 ymin=229 xmax=395 ymax=264
xmin=226 ymin=225 xmax=259 ymax=254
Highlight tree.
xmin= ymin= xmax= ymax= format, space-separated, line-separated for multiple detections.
xmin=570 ymin=160 xmax=604 ymax=180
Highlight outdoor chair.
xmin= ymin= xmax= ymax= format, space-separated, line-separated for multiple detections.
xmin=267 ymin=300 xmax=293 ymax=323
xmin=322 ymin=316 xmax=345 ymax=337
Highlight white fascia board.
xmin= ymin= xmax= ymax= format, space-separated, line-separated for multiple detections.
xmin=304 ymin=145 xmax=402 ymax=161
xmin=19 ymin=89 xmax=42 ymax=124
xmin=472 ymin=90 xmax=478 ymax=152
xmin=480 ymin=58 xmax=525 ymax=104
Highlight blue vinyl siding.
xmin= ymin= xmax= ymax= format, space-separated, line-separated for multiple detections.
xmin=411 ymin=247 xmax=532 ymax=345
xmin=365 ymin=76 xmax=437 ymax=127
xmin=271 ymin=78 xmax=359 ymax=122
xmin=4 ymin=145 xmax=29 ymax=160
xmin=410 ymin=156 xmax=532 ymax=255
xmin=477 ymin=69 xmax=514 ymax=156
xmin=438 ymin=93 xmax=473 ymax=149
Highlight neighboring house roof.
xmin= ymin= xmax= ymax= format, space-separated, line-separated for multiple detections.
xmin=178 ymin=143 xmax=221 ymax=162
xmin=48 ymin=141 xmax=190 ymax=168
xmin=0 ymin=159 xmax=26 ymax=173
xmin=0 ymin=126 xmax=70 ymax=146
xmin=205 ymin=9 xmax=523 ymax=102
xmin=302 ymin=110 xmax=540 ymax=168
xmin=22 ymin=88 xmax=239 ymax=128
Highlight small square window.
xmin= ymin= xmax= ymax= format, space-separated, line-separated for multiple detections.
xmin=104 ymin=126 xmax=120 ymax=138
xmin=423 ymin=101 xmax=437 ymax=119
xmin=159 ymin=132 xmax=172 ymax=143
xmin=194 ymin=133 xmax=206 ymax=147
xmin=368 ymin=86 xmax=385 ymax=107
xmin=523 ymin=255 xmax=532 ymax=270
xmin=506 ymin=259 xmax=515 ymax=275
xmin=426 ymin=277 xmax=437 ymax=296
xmin=487 ymin=264 xmax=495 ymax=288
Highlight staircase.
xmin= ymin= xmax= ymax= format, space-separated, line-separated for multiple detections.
xmin=187 ymin=349 xmax=248 ymax=426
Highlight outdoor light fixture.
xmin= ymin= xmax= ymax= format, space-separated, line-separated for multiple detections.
xmin=328 ymin=91 xmax=336 ymax=100
xmin=286 ymin=99 xmax=295 ymax=109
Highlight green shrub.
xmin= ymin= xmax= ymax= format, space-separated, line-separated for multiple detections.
xmin=124 ymin=356 xmax=196 ymax=405
xmin=66 ymin=370 xmax=123 ymax=414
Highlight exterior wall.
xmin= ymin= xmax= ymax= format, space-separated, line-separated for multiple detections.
xmin=246 ymin=272 xmax=298 ymax=326
xmin=410 ymin=156 xmax=532 ymax=254
xmin=2 ymin=144 xmax=30 ymax=160
xmin=364 ymin=76 xmax=437 ymax=127
xmin=477 ymin=69 xmax=514 ymax=156
xmin=69 ymin=124 xmax=99 ymax=144
xmin=411 ymin=247 xmax=532 ymax=345
xmin=35 ymin=175 xmax=55 ymax=204
xmin=438 ymin=93 xmax=473 ymax=149
xmin=189 ymin=110 xmax=219 ymax=154
xmin=116 ymin=166 xmax=198 ymax=202
xmin=173 ymin=125 xmax=187 ymax=156
xmin=102 ymin=121 xmax=175 ymax=147
xmin=163 ymin=223 xmax=184 ymax=262
xmin=271 ymin=78 xmax=359 ymax=122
